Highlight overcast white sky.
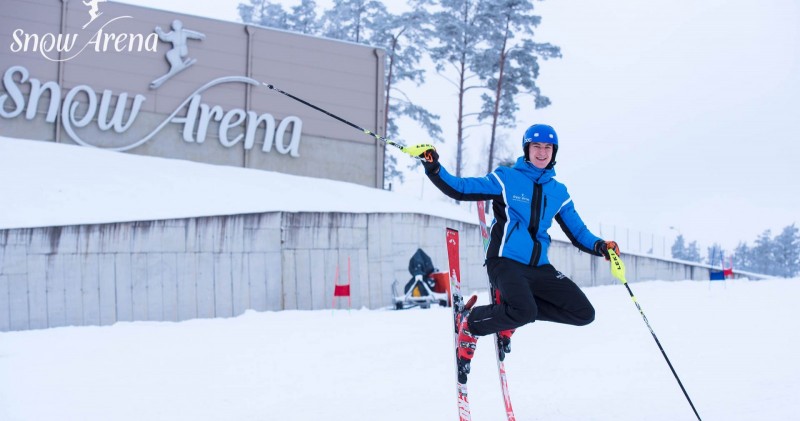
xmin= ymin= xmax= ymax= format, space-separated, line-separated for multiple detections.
xmin=116 ymin=0 xmax=800 ymax=252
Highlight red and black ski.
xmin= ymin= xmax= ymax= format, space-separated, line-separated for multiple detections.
xmin=446 ymin=228 xmax=471 ymax=421
xmin=477 ymin=200 xmax=516 ymax=421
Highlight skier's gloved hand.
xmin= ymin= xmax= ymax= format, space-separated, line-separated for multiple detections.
xmin=419 ymin=147 xmax=440 ymax=175
xmin=594 ymin=240 xmax=620 ymax=261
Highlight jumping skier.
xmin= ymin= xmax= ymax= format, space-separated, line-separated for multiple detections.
xmin=417 ymin=124 xmax=621 ymax=381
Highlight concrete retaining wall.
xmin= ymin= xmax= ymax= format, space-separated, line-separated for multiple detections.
xmin=0 ymin=212 xmax=745 ymax=331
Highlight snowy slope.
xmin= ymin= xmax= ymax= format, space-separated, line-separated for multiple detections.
xmin=1 ymin=279 xmax=798 ymax=420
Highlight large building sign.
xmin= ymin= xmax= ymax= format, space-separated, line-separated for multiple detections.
xmin=0 ymin=1 xmax=386 ymax=188
xmin=2 ymin=66 xmax=301 ymax=156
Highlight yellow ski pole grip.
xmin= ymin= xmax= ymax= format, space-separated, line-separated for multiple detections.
xmin=608 ymin=248 xmax=627 ymax=284
xmin=401 ymin=143 xmax=435 ymax=158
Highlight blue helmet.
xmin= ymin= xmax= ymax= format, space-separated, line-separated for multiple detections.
xmin=522 ymin=124 xmax=558 ymax=169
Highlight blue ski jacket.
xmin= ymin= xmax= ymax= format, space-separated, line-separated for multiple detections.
xmin=427 ymin=157 xmax=603 ymax=266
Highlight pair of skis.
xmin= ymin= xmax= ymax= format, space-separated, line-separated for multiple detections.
xmin=446 ymin=200 xmax=515 ymax=421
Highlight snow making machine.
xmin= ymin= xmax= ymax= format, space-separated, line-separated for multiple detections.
xmin=392 ymin=248 xmax=450 ymax=309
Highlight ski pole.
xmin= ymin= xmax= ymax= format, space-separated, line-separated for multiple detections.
xmin=262 ymin=83 xmax=430 ymax=159
xmin=607 ymin=249 xmax=702 ymax=421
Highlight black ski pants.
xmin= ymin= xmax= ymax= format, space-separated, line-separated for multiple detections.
xmin=467 ymin=257 xmax=595 ymax=336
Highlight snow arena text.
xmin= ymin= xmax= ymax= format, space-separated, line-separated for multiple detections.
xmin=0 ymin=66 xmax=302 ymax=156
xmin=8 ymin=17 xmax=159 ymax=62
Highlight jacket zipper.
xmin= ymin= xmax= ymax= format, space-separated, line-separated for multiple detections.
xmin=529 ymin=184 xmax=542 ymax=265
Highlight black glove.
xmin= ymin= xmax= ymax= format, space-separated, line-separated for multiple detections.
xmin=419 ymin=148 xmax=440 ymax=174
xmin=594 ymin=240 xmax=620 ymax=261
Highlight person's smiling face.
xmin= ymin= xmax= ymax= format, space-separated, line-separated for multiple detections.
xmin=527 ymin=142 xmax=553 ymax=169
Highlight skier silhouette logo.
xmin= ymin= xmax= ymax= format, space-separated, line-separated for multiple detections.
xmin=82 ymin=0 xmax=107 ymax=29
xmin=150 ymin=20 xmax=205 ymax=89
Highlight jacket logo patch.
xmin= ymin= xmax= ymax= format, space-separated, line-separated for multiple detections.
xmin=511 ymin=193 xmax=530 ymax=204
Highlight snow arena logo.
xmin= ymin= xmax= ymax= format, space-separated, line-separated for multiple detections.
xmin=7 ymin=2 xmax=157 ymax=62
xmin=2 ymin=6 xmax=304 ymax=157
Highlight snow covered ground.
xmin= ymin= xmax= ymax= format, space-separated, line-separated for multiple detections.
xmin=1 ymin=137 xmax=798 ymax=419
xmin=1 ymin=278 xmax=798 ymax=420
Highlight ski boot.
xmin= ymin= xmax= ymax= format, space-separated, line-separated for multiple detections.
xmin=497 ymin=329 xmax=515 ymax=361
xmin=456 ymin=295 xmax=478 ymax=383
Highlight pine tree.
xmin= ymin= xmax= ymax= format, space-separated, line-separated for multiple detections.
xmin=706 ymin=243 xmax=725 ymax=266
xmin=238 ymin=0 xmax=319 ymax=34
xmin=370 ymin=0 xmax=443 ymax=187
xmin=752 ymin=230 xmax=776 ymax=275
xmin=320 ymin=0 xmax=387 ymax=43
xmin=288 ymin=0 xmax=320 ymax=34
xmin=671 ymin=234 xmax=686 ymax=260
xmin=773 ymin=223 xmax=800 ymax=277
xmin=733 ymin=242 xmax=752 ymax=272
xmin=238 ymin=1 xmax=290 ymax=29
xmin=430 ymin=0 xmax=488 ymax=177
xmin=670 ymin=234 xmax=701 ymax=262
xmin=685 ymin=241 xmax=702 ymax=263
xmin=473 ymin=0 xmax=561 ymax=173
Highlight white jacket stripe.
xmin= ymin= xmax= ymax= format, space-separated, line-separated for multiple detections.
xmin=490 ymin=172 xmax=510 ymax=256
